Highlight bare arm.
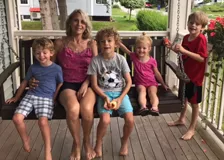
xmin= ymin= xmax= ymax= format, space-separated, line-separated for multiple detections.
xmin=118 ymin=73 xmax=132 ymax=100
xmin=6 ymin=80 xmax=28 ymax=103
xmin=52 ymin=38 xmax=64 ymax=62
xmin=91 ymin=75 xmax=111 ymax=109
xmin=175 ymin=44 xmax=204 ymax=62
xmin=153 ymin=67 xmax=168 ymax=90
xmin=89 ymin=39 xmax=98 ymax=56
xmin=53 ymin=83 xmax=63 ymax=102
xmin=118 ymin=42 xmax=131 ymax=55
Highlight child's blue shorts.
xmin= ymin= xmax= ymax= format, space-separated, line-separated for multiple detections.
xmin=97 ymin=91 xmax=133 ymax=117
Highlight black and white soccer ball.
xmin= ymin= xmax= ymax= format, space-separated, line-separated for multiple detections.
xmin=101 ymin=71 xmax=120 ymax=88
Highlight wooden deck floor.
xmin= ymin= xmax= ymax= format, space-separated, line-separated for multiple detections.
xmin=0 ymin=113 xmax=223 ymax=160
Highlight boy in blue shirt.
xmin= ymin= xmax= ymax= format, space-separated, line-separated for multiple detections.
xmin=6 ymin=37 xmax=63 ymax=160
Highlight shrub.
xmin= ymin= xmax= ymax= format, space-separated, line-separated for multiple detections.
xmin=136 ymin=10 xmax=167 ymax=31
xmin=112 ymin=4 xmax=120 ymax=8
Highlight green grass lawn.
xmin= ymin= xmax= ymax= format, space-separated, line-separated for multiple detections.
xmin=22 ymin=8 xmax=138 ymax=31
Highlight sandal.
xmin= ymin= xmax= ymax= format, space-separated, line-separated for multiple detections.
xmin=150 ymin=108 xmax=160 ymax=116
xmin=137 ymin=108 xmax=150 ymax=116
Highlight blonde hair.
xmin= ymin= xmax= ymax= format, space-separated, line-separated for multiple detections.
xmin=135 ymin=32 xmax=152 ymax=47
xmin=32 ymin=37 xmax=54 ymax=54
xmin=188 ymin=11 xmax=208 ymax=28
xmin=95 ymin=27 xmax=121 ymax=48
xmin=66 ymin=9 xmax=92 ymax=39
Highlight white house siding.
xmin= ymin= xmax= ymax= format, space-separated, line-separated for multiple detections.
xmin=19 ymin=0 xmax=111 ymax=19
xmin=0 ymin=0 xmax=15 ymax=100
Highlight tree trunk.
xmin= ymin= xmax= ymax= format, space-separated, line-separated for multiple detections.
xmin=39 ymin=0 xmax=53 ymax=30
xmin=49 ymin=0 xmax=60 ymax=30
xmin=57 ymin=0 xmax=67 ymax=30
xmin=129 ymin=8 xmax=132 ymax=21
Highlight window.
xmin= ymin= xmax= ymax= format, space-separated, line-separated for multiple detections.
xmin=20 ymin=0 xmax=28 ymax=4
xmin=96 ymin=0 xmax=107 ymax=4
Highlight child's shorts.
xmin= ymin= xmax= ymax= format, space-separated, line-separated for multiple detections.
xmin=185 ymin=81 xmax=202 ymax=104
xmin=15 ymin=94 xmax=54 ymax=119
xmin=97 ymin=91 xmax=133 ymax=117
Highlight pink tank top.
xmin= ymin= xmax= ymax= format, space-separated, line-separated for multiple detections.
xmin=57 ymin=47 xmax=93 ymax=82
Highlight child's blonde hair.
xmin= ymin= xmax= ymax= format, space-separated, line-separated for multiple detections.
xmin=66 ymin=9 xmax=92 ymax=39
xmin=188 ymin=11 xmax=208 ymax=28
xmin=32 ymin=38 xmax=54 ymax=54
xmin=95 ymin=27 xmax=121 ymax=47
xmin=135 ymin=32 xmax=153 ymax=47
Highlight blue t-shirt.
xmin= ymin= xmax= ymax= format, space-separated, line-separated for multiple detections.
xmin=25 ymin=63 xmax=63 ymax=98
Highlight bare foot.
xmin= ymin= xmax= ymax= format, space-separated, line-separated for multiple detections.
xmin=119 ymin=138 xmax=128 ymax=156
xmin=167 ymin=120 xmax=185 ymax=126
xmin=23 ymin=137 xmax=31 ymax=152
xmin=181 ymin=130 xmax=195 ymax=140
xmin=94 ymin=142 xmax=102 ymax=158
xmin=84 ymin=141 xmax=96 ymax=160
xmin=70 ymin=144 xmax=81 ymax=160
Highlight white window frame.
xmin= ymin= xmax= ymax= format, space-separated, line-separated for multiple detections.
xmin=96 ymin=0 xmax=107 ymax=5
xmin=20 ymin=0 xmax=29 ymax=5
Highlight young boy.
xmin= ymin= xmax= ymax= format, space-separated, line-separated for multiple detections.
xmin=166 ymin=11 xmax=208 ymax=140
xmin=6 ymin=37 xmax=63 ymax=160
xmin=87 ymin=28 xmax=134 ymax=156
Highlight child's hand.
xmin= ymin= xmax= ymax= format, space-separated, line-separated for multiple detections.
xmin=174 ymin=44 xmax=185 ymax=53
xmin=103 ymin=96 xmax=111 ymax=110
xmin=6 ymin=97 xmax=18 ymax=104
xmin=163 ymin=37 xmax=172 ymax=49
xmin=163 ymin=84 xmax=169 ymax=91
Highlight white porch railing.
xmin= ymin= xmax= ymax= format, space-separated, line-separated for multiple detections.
xmin=12 ymin=30 xmax=224 ymax=143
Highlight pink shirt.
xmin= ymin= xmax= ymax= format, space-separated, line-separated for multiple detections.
xmin=130 ymin=52 xmax=158 ymax=87
xmin=57 ymin=47 xmax=93 ymax=83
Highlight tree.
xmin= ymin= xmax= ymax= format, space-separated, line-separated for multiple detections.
xmin=49 ymin=0 xmax=60 ymax=30
xmin=39 ymin=0 xmax=53 ymax=30
xmin=120 ymin=0 xmax=144 ymax=20
xmin=57 ymin=0 xmax=67 ymax=30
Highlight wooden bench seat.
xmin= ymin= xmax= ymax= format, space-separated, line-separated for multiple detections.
xmin=0 ymin=38 xmax=184 ymax=120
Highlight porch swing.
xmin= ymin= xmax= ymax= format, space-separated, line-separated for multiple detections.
xmin=0 ymin=0 xmax=188 ymax=120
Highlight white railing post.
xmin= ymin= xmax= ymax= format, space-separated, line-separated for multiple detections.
xmin=167 ymin=0 xmax=192 ymax=89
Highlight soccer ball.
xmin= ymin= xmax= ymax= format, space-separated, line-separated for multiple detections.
xmin=101 ymin=71 xmax=120 ymax=88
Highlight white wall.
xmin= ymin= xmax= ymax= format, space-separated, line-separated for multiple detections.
xmin=19 ymin=0 xmax=111 ymax=17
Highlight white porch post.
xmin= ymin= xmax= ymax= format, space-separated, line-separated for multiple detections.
xmin=166 ymin=0 xmax=192 ymax=89
xmin=5 ymin=0 xmax=20 ymax=89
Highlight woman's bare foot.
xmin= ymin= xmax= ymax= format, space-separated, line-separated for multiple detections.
xmin=167 ymin=120 xmax=185 ymax=126
xmin=70 ymin=145 xmax=81 ymax=160
xmin=84 ymin=141 xmax=96 ymax=160
xmin=119 ymin=138 xmax=128 ymax=156
xmin=181 ymin=130 xmax=195 ymax=140
xmin=94 ymin=141 xmax=102 ymax=158
xmin=23 ymin=137 xmax=31 ymax=152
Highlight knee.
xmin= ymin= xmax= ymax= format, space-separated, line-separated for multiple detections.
xmin=81 ymin=108 xmax=94 ymax=121
xmin=124 ymin=116 xmax=134 ymax=126
xmin=38 ymin=118 xmax=48 ymax=128
xmin=13 ymin=114 xmax=24 ymax=125
xmin=66 ymin=105 xmax=80 ymax=119
xmin=100 ymin=116 xmax=111 ymax=126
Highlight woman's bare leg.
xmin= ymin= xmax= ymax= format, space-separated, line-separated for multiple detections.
xmin=80 ymin=88 xmax=96 ymax=160
xmin=60 ymin=89 xmax=81 ymax=160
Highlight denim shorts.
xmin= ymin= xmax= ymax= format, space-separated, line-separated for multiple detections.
xmin=97 ymin=91 xmax=133 ymax=117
